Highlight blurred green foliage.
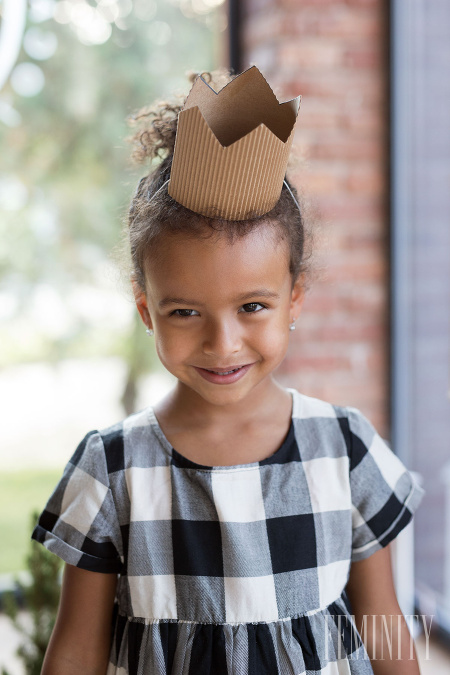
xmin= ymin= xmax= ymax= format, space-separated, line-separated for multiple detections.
xmin=0 ymin=470 xmax=61 ymax=574
xmin=2 ymin=513 xmax=62 ymax=675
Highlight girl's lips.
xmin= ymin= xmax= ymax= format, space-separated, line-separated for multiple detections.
xmin=193 ymin=363 xmax=254 ymax=384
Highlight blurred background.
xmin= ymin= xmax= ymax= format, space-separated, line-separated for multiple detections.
xmin=0 ymin=0 xmax=449 ymax=672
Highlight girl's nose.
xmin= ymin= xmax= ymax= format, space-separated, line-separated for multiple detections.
xmin=202 ymin=318 xmax=242 ymax=357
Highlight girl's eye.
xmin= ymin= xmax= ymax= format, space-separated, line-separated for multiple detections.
xmin=239 ymin=303 xmax=266 ymax=313
xmin=170 ymin=309 xmax=199 ymax=317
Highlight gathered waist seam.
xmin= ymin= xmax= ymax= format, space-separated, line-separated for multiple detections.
xmin=114 ymin=594 xmax=349 ymax=627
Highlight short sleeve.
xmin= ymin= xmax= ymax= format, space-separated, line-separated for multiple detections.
xmin=346 ymin=407 xmax=425 ymax=562
xmin=32 ymin=431 xmax=123 ymax=574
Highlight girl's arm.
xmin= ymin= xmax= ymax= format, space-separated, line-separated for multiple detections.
xmin=42 ymin=563 xmax=118 ymax=675
xmin=345 ymin=543 xmax=420 ymax=674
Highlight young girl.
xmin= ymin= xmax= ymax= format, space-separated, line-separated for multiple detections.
xmin=33 ymin=69 xmax=425 ymax=675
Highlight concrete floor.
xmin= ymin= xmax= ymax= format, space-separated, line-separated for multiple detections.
xmin=0 ymin=612 xmax=25 ymax=675
xmin=415 ymin=631 xmax=450 ymax=674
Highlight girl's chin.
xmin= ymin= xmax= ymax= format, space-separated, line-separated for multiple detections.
xmin=182 ymin=372 xmax=278 ymax=407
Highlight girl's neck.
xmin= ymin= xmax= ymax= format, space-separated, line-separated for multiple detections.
xmin=154 ymin=376 xmax=291 ymax=433
xmin=152 ymin=377 xmax=293 ymax=467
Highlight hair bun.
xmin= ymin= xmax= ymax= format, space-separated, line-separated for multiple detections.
xmin=127 ymin=99 xmax=181 ymax=164
xmin=126 ymin=69 xmax=234 ymax=165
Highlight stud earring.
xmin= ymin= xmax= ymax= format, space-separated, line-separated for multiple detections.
xmin=289 ymin=320 xmax=296 ymax=332
xmin=146 ymin=328 xmax=154 ymax=337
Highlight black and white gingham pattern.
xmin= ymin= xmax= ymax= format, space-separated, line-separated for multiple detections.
xmin=32 ymin=389 xmax=425 ymax=674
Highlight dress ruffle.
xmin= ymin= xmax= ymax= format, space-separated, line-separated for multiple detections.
xmin=108 ymin=592 xmax=374 ymax=675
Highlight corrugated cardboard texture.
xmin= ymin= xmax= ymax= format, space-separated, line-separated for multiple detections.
xmin=168 ymin=67 xmax=300 ymax=221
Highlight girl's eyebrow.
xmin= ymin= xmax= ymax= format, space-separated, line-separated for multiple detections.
xmin=158 ymin=289 xmax=280 ymax=309
xmin=237 ymin=289 xmax=280 ymax=302
xmin=158 ymin=296 xmax=200 ymax=309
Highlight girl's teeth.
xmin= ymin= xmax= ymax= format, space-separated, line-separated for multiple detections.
xmin=210 ymin=367 xmax=240 ymax=375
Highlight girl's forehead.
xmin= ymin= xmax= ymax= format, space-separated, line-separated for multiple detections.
xmin=145 ymin=225 xmax=291 ymax=296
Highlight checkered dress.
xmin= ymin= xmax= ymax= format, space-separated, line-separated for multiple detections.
xmin=32 ymin=389 xmax=424 ymax=675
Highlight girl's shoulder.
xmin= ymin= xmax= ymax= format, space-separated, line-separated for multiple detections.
xmin=76 ymin=406 xmax=171 ymax=474
xmin=289 ymin=388 xmax=371 ymax=435
xmin=288 ymin=388 xmax=394 ymax=463
xmin=97 ymin=405 xmax=158 ymax=440
xmin=290 ymin=388 xmax=344 ymax=420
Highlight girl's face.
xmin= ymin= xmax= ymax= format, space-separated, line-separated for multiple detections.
xmin=133 ymin=222 xmax=305 ymax=408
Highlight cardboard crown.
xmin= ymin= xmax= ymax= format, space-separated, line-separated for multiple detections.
xmin=168 ymin=66 xmax=301 ymax=221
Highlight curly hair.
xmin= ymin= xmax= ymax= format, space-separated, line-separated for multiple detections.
xmin=125 ymin=70 xmax=312 ymax=292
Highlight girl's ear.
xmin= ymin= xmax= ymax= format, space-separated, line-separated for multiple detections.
xmin=289 ymin=275 xmax=306 ymax=321
xmin=131 ymin=278 xmax=153 ymax=330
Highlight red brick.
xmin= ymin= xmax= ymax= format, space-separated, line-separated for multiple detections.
xmin=242 ymin=12 xmax=282 ymax=45
xmin=312 ymin=193 xmax=385 ymax=222
xmin=241 ymin=0 xmax=389 ymax=432
xmin=301 ymin=170 xmax=344 ymax=195
xmin=287 ymin=353 xmax=353 ymax=371
xmin=280 ymin=74 xmax=384 ymax=105
xmin=342 ymin=46 xmax=383 ymax=69
xmin=316 ymin=11 xmax=381 ymax=39
xmin=309 ymin=217 xmax=388 ymax=248
xmin=279 ymin=10 xmax=382 ymax=42
xmin=344 ymin=0 xmax=381 ymax=7
xmin=299 ymin=108 xmax=346 ymax=130
xmin=343 ymin=110 xmax=384 ymax=134
xmin=278 ymin=41 xmax=344 ymax=69
xmin=305 ymin=287 xmax=386 ymax=315
xmin=310 ymin=136 xmax=383 ymax=161
xmin=279 ymin=0 xmax=344 ymax=7
xmin=346 ymin=165 xmax=384 ymax=193
xmin=325 ymin=258 xmax=387 ymax=283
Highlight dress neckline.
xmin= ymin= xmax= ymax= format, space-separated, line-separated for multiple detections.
xmin=147 ymin=388 xmax=299 ymax=472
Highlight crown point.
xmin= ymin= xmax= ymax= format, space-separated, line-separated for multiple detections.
xmin=169 ymin=66 xmax=301 ymax=220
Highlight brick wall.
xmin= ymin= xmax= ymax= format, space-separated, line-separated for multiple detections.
xmin=240 ymin=0 xmax=389 ymax=435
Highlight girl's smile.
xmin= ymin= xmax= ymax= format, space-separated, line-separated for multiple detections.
xmin=193 ymin=362 xmax=255 ymax=384
xmin=133 ymin=222 xmax=305 ymax=411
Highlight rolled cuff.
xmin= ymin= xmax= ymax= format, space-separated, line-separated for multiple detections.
xmin=32 ymin=524 xmax=123 ymax=574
